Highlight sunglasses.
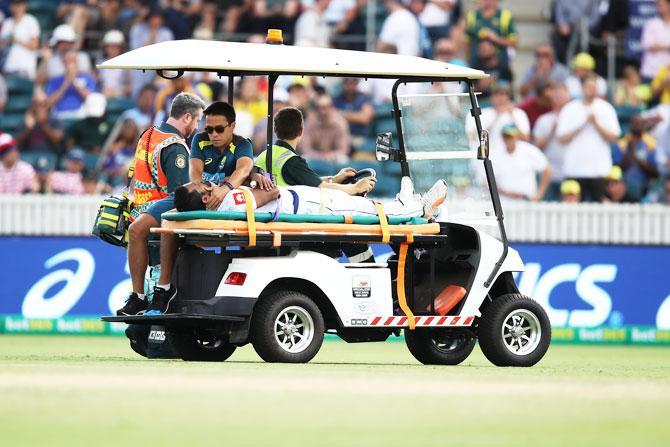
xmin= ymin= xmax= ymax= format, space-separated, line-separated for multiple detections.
xmin=205 ymin=123 xmax=233 ymax=134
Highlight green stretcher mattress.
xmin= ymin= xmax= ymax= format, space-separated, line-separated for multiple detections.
xmin=162 ymin=211 xmax=428 ymax=226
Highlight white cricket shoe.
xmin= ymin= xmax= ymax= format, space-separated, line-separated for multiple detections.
xmin=421 ymin=179 xmax=448 ymax=218
xmin=397 ymin=176 xmax=416 ymax=204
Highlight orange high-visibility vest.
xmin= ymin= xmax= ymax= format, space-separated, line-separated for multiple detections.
xmin=131 ymin=126 xmax=188 ymax=220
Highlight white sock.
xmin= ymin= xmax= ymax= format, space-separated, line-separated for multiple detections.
xmin=137 ymin=293 xmax=146 ymax=300
xmin=156 ymin=283 xmax=171 ymax=291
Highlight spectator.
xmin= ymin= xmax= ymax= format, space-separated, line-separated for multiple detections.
xmin=329 ymin=0 xmax=367 ymax=51
xmin=49 ymin=148 xmax=85 ymax=194
xmin=377 ymin=0 xmax=421 ymax=56
xmin=612 ymin=115 xmax=659 ymax=200
xmin=560 ymin=179 xmax=581 ymax=203
xmin=565 ymin=53 xmax=607 ymax=99
xmin=651 ymin=63 xmax=670 ymax=104
xmin=80 ymin=0 xmax=123 ymax=51
xmin=0 ymin=73 xmax=7 ymax=113
xmin=551 ymin=0 xmax=591 ymax=64
xmin=533 ymin=83 xmax=571 ymax=201
xmin=287 ymin=81 xmax=312 ymax=116
xmin=519 ymin=82 xmax=553 ymax=131
xmin=129 ymin=7 xmax=174 ymax=97
xmin=15 ymin=91 xmax=65 ymax=155
xmin=97 ymin=30 xmax=131 ymax=98
xmin=45 ymin=50 xmax=98 ymax=120
xmin=433 ymin=37 xmax=465 ymax=66
xmin=295 ymin=0 xmax=332 ymax=47
xmin=301 ymin=93 xmax=351 ymax=162
xmin=234 ymin=77 xmax=267 ymax=127
xmin=65 ymin=92 xmax=109 ymax=155
xmin=493 ymin=124 xmax=551 ymax=202
xmin=465 ymin=0 xmax=517 ymax=72
xmin=155 ymin=76 xmax=197 ymax=125
xmin=557 ymin=74 xmax=621 ymax=202
xmin=253 ymin=87 xmax=289 ymax=154
xmin=192 ymin=1 xmax=218 ymax=40
xmin=645 ymin=175 xmax=670 ymax=203
xmin=640 ymin=0 xmax=670 ymax=82
xmin=469 ymin=81 xmax=530 ymax=155
xmin=333 ymin=78 xmax=374 ymax=150
xmin=0 ymin=0 xmax=40 ymax=79
xmin=115 ymin=83 xmax=157 ymax=132
xmin=603 ymin=166 xmax=636 ymax=203
xmin=412 ymin=0 xmax=461 ymax=43
xmin=55 ymin=1 xmax=93 ymax=38
xmin=0 ymin=133 xmax=36 ymax=193
xmin=81 ymin=169 xmax=101 ymax=194
xmin=615 ymin=65 xmax=652 ymax=108
xmin=163 ymin=0 xmax=200 ymax=40
xmin=100 ymin=118 xmax=138 ymax=187
xmin=38 ymin=24 xmax=92 ymax=85
xmin=34 ymin=155 xmax=51 ymax=193
xmin=472 ymin=39 xmax=513 ymax=100
xmin=519 ymin=43 xmax=569 ymax=98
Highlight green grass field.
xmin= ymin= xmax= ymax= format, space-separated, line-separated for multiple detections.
xmin=1 ymin=336 xmax=668 ymax=447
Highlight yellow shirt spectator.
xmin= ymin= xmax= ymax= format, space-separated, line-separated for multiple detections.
xmin=651 ymin=65 xmax=670 ymax=104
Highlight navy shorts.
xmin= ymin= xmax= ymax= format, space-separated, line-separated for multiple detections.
xmin=145 ymin=194 xmax=175 ymax=223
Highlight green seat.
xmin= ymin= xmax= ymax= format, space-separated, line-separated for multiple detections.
xmin=107 ymin=97 xmax=136 ymax=114
xmin=5 ymin=76 xmax=34 ymax=95
xmin=5 ymin=94 xmax=32 ymax=114
xmin=162 ymin=210 xmax=427 ymax=226
xmin=20 ymin=150 xmax=58 ymax=170
xmin=0 ymin=113 xmax=25 ymax=135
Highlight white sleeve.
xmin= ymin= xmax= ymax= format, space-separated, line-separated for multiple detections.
xmin=555 ymin=102 xmax=583 ymax=137
xmin=527 ymin=143 xmax=549 ymax=172
xmin=601 ymin=102 xmax=622 ymax=137
xmin=379 ymin=16 xmax=395 ymax=44
xmin=514 ymin=108 xmax=531 ymax=136
xmin=27 ymin=15 xmax=40 ymax=38
xmin=533 ymin=114 xmax=551 ymax=140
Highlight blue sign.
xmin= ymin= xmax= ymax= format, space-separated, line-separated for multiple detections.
xmin=1 ymin=238 xmax=669 ymax=329
xmin=625 ymin=0 xmax=658 ymax=61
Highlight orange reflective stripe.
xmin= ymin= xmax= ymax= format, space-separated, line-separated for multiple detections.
xmin=397 ymin=243 xmax=416 ymax=330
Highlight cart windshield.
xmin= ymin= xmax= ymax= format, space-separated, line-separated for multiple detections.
xmin=397 ymin=92 xmax=497 ymax=229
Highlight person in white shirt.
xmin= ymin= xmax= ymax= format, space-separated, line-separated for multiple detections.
xmin=468 ymin=81 xmax=530 ymax=154
xmin=533 ymin=83 xmax=571 ymax=201
xmin=556 ymin=74 xmax=621 ymax=202
xmin=640 ymin=0 xmax=670 ymax=81
xmin=295 ymin=0 xmax=332 ymax=47
xmin=378 ymin=0 xmax=420 ymax=56
xmin=174 ymin=178 xmax=448 ymax=220
xmin=493 ymin=124 xmax=551 ymax=201
xmin=0 ymin=0 xmax=40 ymax=79
xmin=564 ymin=52 xmax=607 ymax=99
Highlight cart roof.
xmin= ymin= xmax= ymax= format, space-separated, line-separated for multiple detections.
xmin=97 ymin=39 xmax=487 ymax=80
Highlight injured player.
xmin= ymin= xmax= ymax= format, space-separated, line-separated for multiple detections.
xmin=173 ymin=178 xmax=447 ymax=219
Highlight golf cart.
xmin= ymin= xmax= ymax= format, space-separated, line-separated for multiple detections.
xmin=101 ymin=37 xmax=551 ymax=367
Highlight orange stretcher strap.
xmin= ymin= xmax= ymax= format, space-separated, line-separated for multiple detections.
xmin=374 ymin=203 xmax=390 ymax=243
xmin=343 ymin=215 xmax=353 ymax=224
xmin=397 ymin=242 xmax=415 ymax=330
xmin=241 ymin=188 xmax=256 ymax=247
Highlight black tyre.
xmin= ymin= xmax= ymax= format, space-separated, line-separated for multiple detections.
xmin=171 ymin=330 xmax=237 ymax=362
xmin=405 ymin=328 xmax=476 ymax=365
xmin=478 ymin=294 xmax=551 ymax=367
xmin=251 ymin=291 xmax=325 ymax=363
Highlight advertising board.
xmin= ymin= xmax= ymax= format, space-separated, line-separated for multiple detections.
xmin=1 ymin=237 xmax=668 ymax=344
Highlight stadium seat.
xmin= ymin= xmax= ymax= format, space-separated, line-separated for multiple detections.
xmin=5 ymin=76 xmax=34 ymax=95
xmin=304 ymin=157 xmax=336 ymax=177
xmin=20 ymin=150 xmax=58 ymax=170
xmin=0 ymin=113 xmax=25 ymax=135
xmin=5 ymin=94 xmax=32 ymax=114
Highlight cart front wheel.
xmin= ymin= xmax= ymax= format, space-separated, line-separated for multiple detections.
xmin=478 ymin=294 xmax=551 ymax=367
xmin=405 ymin=328 xmax=476 ymax=365
xmin=251 ymin=291 xmax=324 ymax=363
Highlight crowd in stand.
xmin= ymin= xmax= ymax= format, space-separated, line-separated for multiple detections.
xmin=0 ymin=0 xmax=669 ymax=206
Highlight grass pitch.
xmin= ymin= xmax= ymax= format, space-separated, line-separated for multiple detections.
xmin=0 ymin=336 xmax=668 ymax=447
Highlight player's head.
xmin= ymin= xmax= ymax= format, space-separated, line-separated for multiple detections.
xmin=169 ymin=92 xmax=206 ymax=138
xmin=174 ymin=182 xmax=209 ymax=211
xmin=204 ymin=101 xmax=236 ymax=147
xmin=274 ymin=107 xmax=303 ymax=141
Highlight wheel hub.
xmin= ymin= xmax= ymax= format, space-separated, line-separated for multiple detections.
xmin=501 ymin=309 xmax=542 ymax=356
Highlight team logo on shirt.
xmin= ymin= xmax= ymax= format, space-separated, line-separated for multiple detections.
xmin=233 ymin=192 xmax=246 ymax=205
xmin=204 ymin=158 xmax=213 ymax=165
xmin=175 ymin=154 xmax=186 ymax=169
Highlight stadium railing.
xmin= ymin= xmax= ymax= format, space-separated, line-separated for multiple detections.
xmin=0 ymin=194 xmax=669 ymax=244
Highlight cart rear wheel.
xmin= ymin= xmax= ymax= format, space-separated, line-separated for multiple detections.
xmin=251 ymin=291 xmax=324 ymax=363
xmin=172 ymin=330 xmax=237 ymax=362
xmin=405 ymin=328 xmax=476 ymax=365
xmin=478 ymin=294 xmax=551 ymax=367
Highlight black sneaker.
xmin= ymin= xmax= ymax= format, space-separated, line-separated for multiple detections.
xmin=116 ymin=293 xmax=148 ymax=316
xmin=145 ymin=285 xmax=178 ymax=315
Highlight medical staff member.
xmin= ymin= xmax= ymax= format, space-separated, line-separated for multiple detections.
xmin=144 ymin=101 xmax=274 ymax=315
xmin=117 ymin=92 xmax=205 ymax=316
xmin=255 ymin=106 xmax=377 ymax=263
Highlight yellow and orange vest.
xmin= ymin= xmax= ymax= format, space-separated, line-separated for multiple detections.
xmin=130 ymin=126 xmax=189 ymax=220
